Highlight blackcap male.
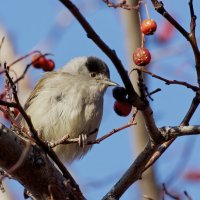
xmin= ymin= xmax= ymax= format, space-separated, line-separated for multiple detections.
xmin=19 ymin=56 xmax=116 ymax=163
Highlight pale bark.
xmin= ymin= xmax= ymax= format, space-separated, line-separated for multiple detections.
xmin=120 ymin=1 xmax=159 ymax=198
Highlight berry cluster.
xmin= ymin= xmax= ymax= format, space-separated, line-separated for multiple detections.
xmin=133 ymin=18 xmax=157 ymax=66
xmin=112 ymin=87 xmax=132 ymax=117
xmin=32 ymin=53 xmax=55 ymax=71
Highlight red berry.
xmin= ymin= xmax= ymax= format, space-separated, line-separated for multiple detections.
xmin=43 ymin=59 xmax=55 ymax=72
xmin=114 ymin=101 xmax=132 ymax=117
xmin=141 ymin=19 xmax=157 ymax=35
xmin=32 ymin=53 xmax=47 ymax=69
xmin=133 ymin=47 xmax=151 ymax=66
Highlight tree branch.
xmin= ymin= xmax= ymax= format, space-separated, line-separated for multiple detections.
xmin=0 ymin=123 xmax=85 ymax=200
xmin=181 ymin=93 xmax=200 ymax=126
xmin=134 ymin=67 xmax=199 ymax=92
xmin=159 ymin=125 xmax=200 ymax=140
xmin=102 ymin=141 xmax=158 ymax=200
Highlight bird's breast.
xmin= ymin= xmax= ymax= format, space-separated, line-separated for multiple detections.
xmin=38 ymin=83 xmax=104 ymax=142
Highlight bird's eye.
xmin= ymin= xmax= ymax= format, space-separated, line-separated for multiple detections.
xmin=90 ymin=72 xmax=96 ymax=77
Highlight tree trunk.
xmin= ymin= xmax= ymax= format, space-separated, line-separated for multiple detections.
xmin=120 ymin=1 xmax=159 ymax=199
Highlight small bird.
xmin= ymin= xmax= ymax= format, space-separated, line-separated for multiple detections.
xmin=19 ymin=56 xmax=116 ymax=163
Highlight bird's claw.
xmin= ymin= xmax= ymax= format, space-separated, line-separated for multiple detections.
xmin=78 ymin=134 xmax=87 ymax=148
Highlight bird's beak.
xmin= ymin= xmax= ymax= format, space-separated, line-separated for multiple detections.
xmin=100 ymin=79 xmax=118 ymax=86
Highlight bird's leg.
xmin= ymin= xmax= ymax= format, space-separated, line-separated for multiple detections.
xmin=78 ymin=134 xmax=87 ymax=148
xmin=47 ymin=128 xmax=98 ymax=149
xmin=78 ymin=128 xmax=98 ymax=148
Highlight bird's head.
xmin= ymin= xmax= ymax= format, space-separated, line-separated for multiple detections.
xmin=62 ymin=56 xmax=118 ymax=90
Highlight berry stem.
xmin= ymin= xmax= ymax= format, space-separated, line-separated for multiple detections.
xmin=144 ymin=2 xmax=150 ymax=19
xmin=141 ymin=33 xmax=145 ymax=48
xmin=138 ymin=10 xmax=145 ymax=47
xmin=8 ymin=50 xmax=41 ymax=68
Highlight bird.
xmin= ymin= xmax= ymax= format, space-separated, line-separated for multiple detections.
xmin=18 ymin=56 xmax=117 ymax=163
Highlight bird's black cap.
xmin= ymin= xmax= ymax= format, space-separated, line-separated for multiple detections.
xmin=85 ymin=56 xmax=110 ymax=78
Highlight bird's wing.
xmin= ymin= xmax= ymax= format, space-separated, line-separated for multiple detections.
xmin=16 ymin=71 xmax=74 ymax=122
xmin=24 ymin=72 xmax=61 ymax=110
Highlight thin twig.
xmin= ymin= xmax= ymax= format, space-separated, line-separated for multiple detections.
xmin=162 ymin=183 xmax=180 ymax=200
xmin=184 ymin=191 xmax=192 ymax=200
xmin=48 ymin=134 xmax=70 ymax=148
xmin=148 ymin=88 xmax=161 ymax=96
xmin=13 ymin=53 xmax=51 ymax=84
xmin=49 ymin=116 xmax=136 ymax=148
xmin=0 ymin=51 xmax=39 ymax=75
xmin=181 ymin=93 xmax=200 ymax=125
xmin=88 ymin=115 xmax=137 ymax=145
xmin=133 ymin=67 xmax=199 ymax=91
xmin=8 ymin=50 xmax=41 ymax=68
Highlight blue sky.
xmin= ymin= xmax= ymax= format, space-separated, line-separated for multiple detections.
xmin=0 ymin=0 xmax=200 ymax=199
